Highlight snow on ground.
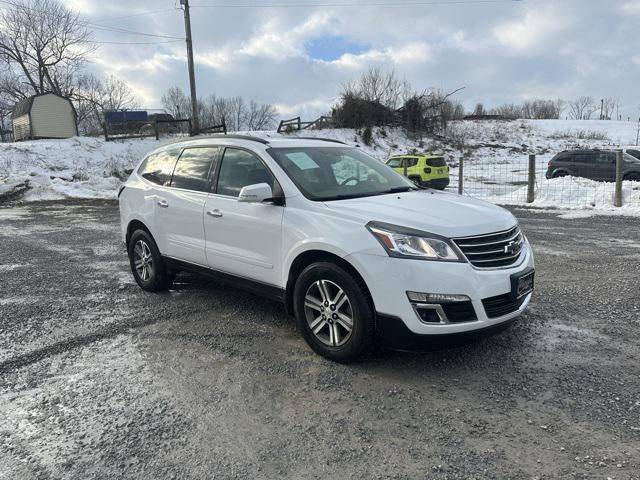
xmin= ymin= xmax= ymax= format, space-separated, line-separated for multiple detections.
xmin=1 ymin=120 xmax=639 ymax=214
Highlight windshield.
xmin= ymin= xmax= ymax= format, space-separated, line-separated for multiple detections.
xmin=268 ymin=146 xmax=415 ymax=201
xmin=386 ymin=158 xmax=403 ymax=168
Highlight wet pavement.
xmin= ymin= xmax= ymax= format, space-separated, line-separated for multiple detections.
xmin=0 ymin=199 xmax=639 ymax=479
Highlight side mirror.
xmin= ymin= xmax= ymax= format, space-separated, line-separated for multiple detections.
xmin=238 ymin=183 xmax=273 ymax=203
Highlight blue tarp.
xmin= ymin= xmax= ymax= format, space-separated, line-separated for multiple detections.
xmin=104 ymin=111 xmax=148 ymax=123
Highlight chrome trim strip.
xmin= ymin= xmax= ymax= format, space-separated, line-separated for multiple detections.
xmin=455 ymin=230 xmax=522 ymax=248
xmin=453 ymin=225 xmax=518 ymax=241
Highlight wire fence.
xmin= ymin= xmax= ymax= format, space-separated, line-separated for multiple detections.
xmin=449 ymin=152 xmax=640 ymax=209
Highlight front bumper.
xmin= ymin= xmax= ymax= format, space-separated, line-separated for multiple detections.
xmin=345 ymin=243 xmax=534 ymax=338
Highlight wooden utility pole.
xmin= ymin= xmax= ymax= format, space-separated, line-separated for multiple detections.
xmin=181 ymin=0 xmax=199 ymax=135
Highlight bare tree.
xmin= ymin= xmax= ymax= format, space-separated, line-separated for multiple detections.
xmin=601 ymin=96 xmax=617 ymax=120
xmin=491 ymin=103 xmax=523 ymax=119
xmin=245 ymin=100 xmax=277 ymax=130
xmin=75 ymin=74 xmax=138 ymax=134
xmin=568 ymin=96 xmax=597 ymax=120
xmin=161 ymin=86 xmax=190 ymax=120
xmin=0 ymin=0 xmax=92 ymax=98
xmin=342 ymin=67 xmax=411 ymax=110
xmin=473 ymin=103 xmax=486 ymax=116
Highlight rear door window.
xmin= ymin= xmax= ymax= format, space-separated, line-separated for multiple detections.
xmin=170 ymin=147 xmax=221 ymax=192
xmin=573 ymin=154 xmax=591 ymax=163
xmin=138 ymin=148 xmax=181 ymax=186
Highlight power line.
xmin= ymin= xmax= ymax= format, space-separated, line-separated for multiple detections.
xmin=0 ymin=0 xmax=183 ymax=40
xmin=93 ymin=39 xmax=183 ymax=45
xmin=190 ymin=0 xmax=522 ymax=7
xmin=89 ymin=8 xmax=177 ymax=25
xmin=87 ymin=23 xmax=183 ymax=40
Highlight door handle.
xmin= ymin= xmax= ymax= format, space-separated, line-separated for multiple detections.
xmin=157 ymin=199 xmax=169 ymax=208
xmin=207 ymin=209 xmax=223 ymax=218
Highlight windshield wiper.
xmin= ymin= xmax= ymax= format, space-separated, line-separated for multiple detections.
xmin=380 ymin=186 xmax=418 ymax=194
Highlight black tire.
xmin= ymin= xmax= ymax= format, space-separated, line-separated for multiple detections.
xmin=408 ymin=176 xmax=422 ymax=187
xmin=293 ymin=262 xmax=375 ymax=363
xmin=127 ymin=229 xmax=172 ymax=292
xmin=552 ymin=170 xmax=568 ymax=178
xmin=624 ymin=172 xmax=640 ymax=181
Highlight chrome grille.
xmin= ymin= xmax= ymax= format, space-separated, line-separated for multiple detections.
xmin=453 ymin=225 xmax=524 ymax=269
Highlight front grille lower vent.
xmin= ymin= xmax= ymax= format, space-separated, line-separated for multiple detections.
xmin=453 ymin=226 xmax=524 ymax=269
xmin=482 ymin=293 xmax=527 ymax=318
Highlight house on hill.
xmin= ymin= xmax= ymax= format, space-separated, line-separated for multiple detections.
xmin=12 ymin=93 xmax=78 ymax=141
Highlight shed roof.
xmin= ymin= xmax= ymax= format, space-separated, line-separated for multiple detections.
xmin=12 ymin=96 xmax=34 ymax=118
xmin=11 ymin=92 xmax=73 ymax=119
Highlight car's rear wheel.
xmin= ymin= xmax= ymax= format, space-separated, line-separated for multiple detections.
xmin=552 ymin=170 xmax=568 ymax=178
xmin=128 ymin=229 xmax=172 ymax=292
xmin=624 ymin=172 xmax=640 ymax=181
xmin=408 ymin=176 xmax=422 ymax=186
xmin=293 ymin=262 xmax=374 ymax=362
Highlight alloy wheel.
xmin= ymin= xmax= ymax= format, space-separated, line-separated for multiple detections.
xmin=304 ymin=279 xmax=354 ymax=347
xmin=133 ymin=240 xmax=154 ymax=282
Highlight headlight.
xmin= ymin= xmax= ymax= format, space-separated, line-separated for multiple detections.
xmin=367 ymin=222 xmax=462 ymax=261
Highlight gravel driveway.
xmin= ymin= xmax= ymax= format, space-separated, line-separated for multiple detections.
xmin=0 ymin=199 xmax=638 ymax=479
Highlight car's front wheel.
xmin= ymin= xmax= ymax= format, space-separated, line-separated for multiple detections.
xmin=624 ymin=172 xmax=640 ymax=181
xmin=128 ymin=229 xmax=172 ymax=292
xmin=293 ymin=262 xmax=375 ymax=362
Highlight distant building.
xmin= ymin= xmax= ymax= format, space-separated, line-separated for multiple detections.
xmin=12 ymin=93 xmax=78 ymax=141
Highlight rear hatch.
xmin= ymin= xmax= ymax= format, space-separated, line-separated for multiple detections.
xmin=425 ymin=157 xmax=448 ymax=179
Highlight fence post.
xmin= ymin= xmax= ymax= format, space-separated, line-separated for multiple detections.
xmin=614 ymin=150 xmax=623 ymax=207
xmin=102 ymin=123 xmax=109 ymax=142
xmin=154 ymin=121 xmax=159 ymax=141
xmin=527 ymin=154 xmax=536 ymax=203
xmin=458 ymin=156 xmax=464 ymax=195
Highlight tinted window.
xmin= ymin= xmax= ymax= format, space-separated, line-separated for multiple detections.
xmin=138 ymin=149 xmax=180 ymax=186
xmin=170 ymin=147 xmax=220 ymax=192
xmin=386 ymin=158 xmax=403 ymax=168
xmin=627 ymin=149 xmax=640 ymax=160
xmin=216 ymin=148 xmax=275 ymax=197
xmin=595 ymin=152 xmax=615 ymax=163
xmin=426 ymin=157 xmax=446 ymax=167
xmin=573 ymin=154 xmax=592 ymax=163
xmin=407 ymin=158 xmax=418 ymax=167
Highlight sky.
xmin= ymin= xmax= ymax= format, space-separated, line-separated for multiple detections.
xmin=64 ymin=0 xmax=640 ymax=120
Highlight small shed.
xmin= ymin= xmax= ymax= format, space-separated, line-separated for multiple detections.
xmin=12 ymin=93 xmax=78 ymax=141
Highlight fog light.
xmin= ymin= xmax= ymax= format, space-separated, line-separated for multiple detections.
xmin=407 ymin=292 xmax=470 ymax=303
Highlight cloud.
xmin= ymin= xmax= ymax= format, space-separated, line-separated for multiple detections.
xmin=493 ymin=3 xmax=571 ymax=55
xmin=619 ymin=1 xmax=640 ymax=15
xmin=75 ymin=0 xmax=639 ymax=121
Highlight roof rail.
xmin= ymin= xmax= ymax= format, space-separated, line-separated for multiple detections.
xmin=201 ymin=134 xmax=270 ymax=144
xmin=295 ymin=137 xmax=346 ymax=145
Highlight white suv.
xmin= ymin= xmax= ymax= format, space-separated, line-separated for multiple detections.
xmin=119 ymin=135 xmax=534 ymax=362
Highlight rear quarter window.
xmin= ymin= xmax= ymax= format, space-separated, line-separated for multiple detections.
xmin=138 ymin=148 xmax=181 ymax=186
xmin=426 ymin=157 xmax=446 ymax=167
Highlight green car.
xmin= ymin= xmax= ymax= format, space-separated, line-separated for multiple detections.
xmin=386 ymin=154 xmax=450 ymax=190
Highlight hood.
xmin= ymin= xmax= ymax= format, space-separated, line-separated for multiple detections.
xmin=323 ymin=190 xmax=517 ymax=238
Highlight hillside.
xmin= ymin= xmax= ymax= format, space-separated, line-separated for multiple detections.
xmin=1 ymin=119 xmax=639 ymax=212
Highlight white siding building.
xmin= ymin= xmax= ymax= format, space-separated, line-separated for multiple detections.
xmin=12 ymin=93 xmax=78 ymax=141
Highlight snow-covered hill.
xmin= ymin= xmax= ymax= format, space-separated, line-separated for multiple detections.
xmin=1 ymin=120 xmax=639 ymax=213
